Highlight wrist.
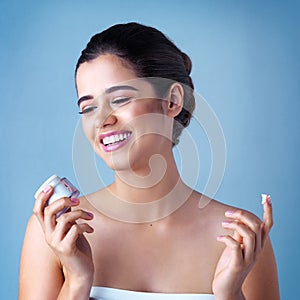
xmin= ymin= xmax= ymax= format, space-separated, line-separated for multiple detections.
xmin=58 ymin=276 xmax=93 ymax=300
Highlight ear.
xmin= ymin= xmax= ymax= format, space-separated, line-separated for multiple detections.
xmin=166 ymin=83 xmax=184 ymax=118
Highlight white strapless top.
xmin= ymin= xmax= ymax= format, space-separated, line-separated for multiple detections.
xmin=90 ymin=286 xmax=214 ymax=299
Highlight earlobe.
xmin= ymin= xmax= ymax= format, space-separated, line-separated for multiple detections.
xmin=167 ymin=83 xmax=184 ymax=118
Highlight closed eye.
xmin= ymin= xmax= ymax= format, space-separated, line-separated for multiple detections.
xmin=79 ymin=105 xmax=98 ymax=114
xmin=111 ymin=97 xmax=132 ymax=106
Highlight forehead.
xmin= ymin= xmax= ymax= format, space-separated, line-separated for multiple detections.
xmin=76 ymin=54 xmax=138 ymax=97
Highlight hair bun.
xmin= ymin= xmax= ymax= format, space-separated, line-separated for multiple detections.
xmin=181 ymin=52 xmax=192 ymax=75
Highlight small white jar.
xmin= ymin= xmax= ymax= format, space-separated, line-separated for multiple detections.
xmin=34 ymin=175 xmax=80 ymax=217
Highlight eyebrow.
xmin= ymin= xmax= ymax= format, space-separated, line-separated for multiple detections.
xmin=77 ymin=95 xmax=93 ymax=107
xmin=77 ymin=85 xmax=139 ymax=107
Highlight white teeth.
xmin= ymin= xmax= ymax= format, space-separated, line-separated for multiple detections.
xmin=102 ymin=132 xmax=131 ymax=146
xmin=110 ymin=136 xmax=116 ymax=144
xmin=103 ymin=136 xmax=110 ymax=145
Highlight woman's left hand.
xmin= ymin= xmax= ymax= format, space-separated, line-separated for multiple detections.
xmin=212 ymin=195 xmax=273 ymax=300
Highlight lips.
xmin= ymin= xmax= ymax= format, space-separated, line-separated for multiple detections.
xmin=99 ymin=130 xmax=132 ymax=152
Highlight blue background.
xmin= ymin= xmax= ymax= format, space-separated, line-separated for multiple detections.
xmin=1 ymin=0 xmax=299 ymax=298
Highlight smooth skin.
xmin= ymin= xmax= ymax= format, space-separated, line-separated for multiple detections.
xmin=19 ymin=55 xmax=280 ymax=300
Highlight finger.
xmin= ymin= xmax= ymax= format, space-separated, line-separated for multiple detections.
xmin=262 ymin=194 xmax=273 ymax=246
xmin=217 ymin=235 xmax=244 ymax=271
xmin=33 ymin=185 xmax=53 ymax=228
xmin=63 ymin=223 xmax=94 ymax=247
xmin=222 ymin=221 xmax=256 ymax=265
xmin=232 ymin=227 xmax=243 ymax=244
xmin=225 ymin=209 xmax=262 ymax=256
xmin=44 ymin=197 xmax=80 ymax=236
xmin=55 ymin=210 xmax=94 ymax=239
xmin=225 ymin=210 xmax=262 ymax=238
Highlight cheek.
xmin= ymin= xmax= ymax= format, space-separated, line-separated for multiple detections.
xmin=82 ymin=119 xmax=95 ymax=143
xmin=129 ymin=112 xmax=173 ymax=145
xmin=123 ymin=102 xmax=165 ymax=128
xmin=135 ymin=100 xmax=163 ymax=115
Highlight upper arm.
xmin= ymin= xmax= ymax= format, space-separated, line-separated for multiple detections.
xmin=242 ymin=237 xmax=280 ymax=300
xmin=19 ymin=215 xmax=64 ymax=300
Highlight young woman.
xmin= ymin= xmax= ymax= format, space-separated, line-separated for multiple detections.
xmin=19 ymin=23 xmax=280 ymax=300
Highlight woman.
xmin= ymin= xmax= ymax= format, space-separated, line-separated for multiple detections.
xmin=19 ymin=23 xmax=280 ymax=299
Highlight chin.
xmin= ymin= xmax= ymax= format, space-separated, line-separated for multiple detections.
xmin=95 ymin=147 xmax=132 ymax=171
xmin=93 ymin=135 xmax=168 ymax=172
xmin=106 ymin=159 xmax=132 ymax=171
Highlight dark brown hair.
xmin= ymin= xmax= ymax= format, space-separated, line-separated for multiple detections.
xmin=76 ymin=22 xmax=195 ymax=145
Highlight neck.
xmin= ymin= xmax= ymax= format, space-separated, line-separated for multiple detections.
xmin=94 ymin=151 xmax=193 ymax=223
xmin=89 ymin=151 xmax=192 ymax=223
xmin=111 ymin=151 xmax=183 ymax=203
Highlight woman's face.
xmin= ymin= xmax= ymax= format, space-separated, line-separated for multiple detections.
xmin=76 ymin=54 xmax=173 ymax=173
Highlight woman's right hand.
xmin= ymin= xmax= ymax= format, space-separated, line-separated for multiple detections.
xmin=33 ymin=185 xmax=95 ymax=289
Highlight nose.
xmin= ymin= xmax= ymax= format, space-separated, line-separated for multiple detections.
xmin=99 ymin=112 xmax=117 ymax=129
xmin=94 ymin=103 xmax=117 ymax=129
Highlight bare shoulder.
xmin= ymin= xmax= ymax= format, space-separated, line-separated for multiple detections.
xmin=77 ymin=188 xmax=108 ymax=212
xmin=243 ymin=236 xmax=280 ymax=299
xmin=20 ymin=215 xmax=58 ymax=261
xmin=191 ymin=191 xmax=260 ymax=222
xmin=188 ymin=191 xmax=237 ymax=225
xmin=190 ymin=191 xmax=280 ymax=299
xmin=19 ymin=215 xmax=63 ymax=299
xmin=184 ymin=191 xmax=263 ymax=243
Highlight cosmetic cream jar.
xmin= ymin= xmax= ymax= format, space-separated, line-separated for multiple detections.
xmin=34 ymin=175 xmax=80 ymax=217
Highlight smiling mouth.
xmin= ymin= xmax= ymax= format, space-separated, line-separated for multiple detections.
xmin=101 ymin=131 xmax=132 ymax=146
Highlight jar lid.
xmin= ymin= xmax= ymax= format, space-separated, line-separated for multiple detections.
xmin=34 ymin=174 xmax=60 ymax=199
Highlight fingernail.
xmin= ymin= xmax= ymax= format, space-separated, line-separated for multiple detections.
xmin=261 ymin=193 xmax=268 ymax=204
xmin=225 ymin=210 xmax=234 ymax=216
xmin=217 ymin=235 xmax=223 ymax=241
xmin=267 ymin=195 xmax=272 ymax=205
xmin=222 ymin=221 xmax=231 ymax=227
xmin=70 ymin=197 xmax=79 ymax=203
xmin=43 ymin=185 xmax=52 ymax=194
xmin=87 ymin=212 xmax=94 ymax=218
